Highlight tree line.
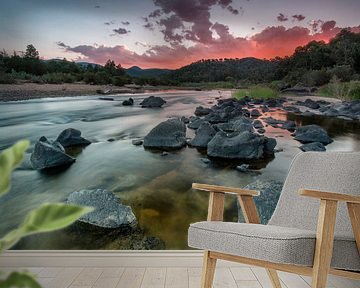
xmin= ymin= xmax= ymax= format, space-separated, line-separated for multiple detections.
xmin=0 ymin=29 xmax=360 ymax=90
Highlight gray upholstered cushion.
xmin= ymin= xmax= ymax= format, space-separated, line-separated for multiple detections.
xmin=269 ymin=152 xmax=360 ymax=238
xmin=188 ymin=221 xmax=360 ymax=271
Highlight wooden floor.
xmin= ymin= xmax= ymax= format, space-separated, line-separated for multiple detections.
xmin=1 ymin=252 xmax=359 ymax=288
xmin=2 ymin=266 xmax=360 ymax=288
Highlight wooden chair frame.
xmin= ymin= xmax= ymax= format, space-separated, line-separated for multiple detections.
xmin=192 ymin=183 xmax=360 ymax=288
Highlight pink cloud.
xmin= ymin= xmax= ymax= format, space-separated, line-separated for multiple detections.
xmin=59 ymin=24 xmax=360 ymax=69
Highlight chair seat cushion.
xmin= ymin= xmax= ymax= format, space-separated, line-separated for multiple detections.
xmin=188 ymin=221 xmax=360 ymax=271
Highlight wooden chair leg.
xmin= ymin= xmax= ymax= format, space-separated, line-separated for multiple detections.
xmin=312 ymin=200 xmax=337 ymax=288
xmin=201 ymin=250 xmax=217 ymax=288
xmin=266 ymin=269 xmax=282 ymax=288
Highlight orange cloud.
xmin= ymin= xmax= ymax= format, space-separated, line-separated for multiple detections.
xmin=59 ymin=24 xmax=360 ymax=69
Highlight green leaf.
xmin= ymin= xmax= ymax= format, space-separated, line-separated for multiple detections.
xmin=20 ymin=203 xmax=93 ymax=234
xmin=0 ymin=203 xmax=93 ymax=251
xmin=0 ymin=271 xmax=41 ymax=288
xmin=0 ymin=140 xmax=29 ymax=197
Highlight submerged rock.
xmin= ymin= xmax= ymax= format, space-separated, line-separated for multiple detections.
xmin=293 ymin=125 xmax=333 ymax=145
xmin=143 ymin=118 xmax=186 ymax=150
xmin=189 ymin=121 xmax=217 ymax=148
xmin=132 ymin=139 xmax=143 ymax=146
xmin=30 ymin=136 xmax=75 ymax=170
xmin=299 ymin=142 xmax=326 ymax=152
xmin=140 ymin=96 xmax=166 ymax=108
xmin=56 ymin=128 xmax=91 ymax=147
xmin=67 ymin=189 xmax=137 ymax=229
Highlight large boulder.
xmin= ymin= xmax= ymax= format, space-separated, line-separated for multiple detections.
xmin=207 ymin=131 xmax=275 ymax=160
xmin=30 ymin=136 xmax=75 ymax=170
xmin=143 ymin=118 xmax=187 ymax=150
xmin=293 ymin=125 xmax=333 ymax=145
xmin=140 ymin=96 xmax=166 ymax=108
xmin=67 ymin=189 xmax=137 ymax=229
xmin=189 ymin=122 xmax=216 ymax=148
xmin=188 ymin=118 xmax=205 ymax=130
xmin=56 ymin=128 xmax=91 ymax=147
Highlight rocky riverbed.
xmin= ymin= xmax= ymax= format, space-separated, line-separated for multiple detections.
xmin=0 ymin=90 xmax=359 ymax=250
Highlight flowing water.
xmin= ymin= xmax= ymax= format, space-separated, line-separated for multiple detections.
xmin=0 ymin=90 xmax=359 ymax=249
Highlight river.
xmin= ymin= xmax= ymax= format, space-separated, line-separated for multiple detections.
xmin=0 ymin=90 xmax=359 ymax=249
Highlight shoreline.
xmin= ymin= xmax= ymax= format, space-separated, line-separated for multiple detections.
xmin=0 ymin=83 xmax=340 ymax=103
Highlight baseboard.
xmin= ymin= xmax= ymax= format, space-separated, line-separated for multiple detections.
xmin=0 ymin=250 xmax=247 ymax=268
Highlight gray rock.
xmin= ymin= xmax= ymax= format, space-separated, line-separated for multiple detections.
xmin=257 ymin=128 xmax=265 ymax=134
xmin=56 ymin=128 xmax=91 ymax=147
xmin=195 ymin=106 xmax=212 ymax=116
xmin=238 ymin=180 xmax=283 ymax=224
xmin=207 ymin=131 xmax=268 ymax=160
xmin=188 ymin=118 xmax=205 ymax=130
xmin=253 ymin=120 xmax=264 ymax=129
xmin=294 ymin=125 xmax=333 ymax=145
xmin=67 ymin=189 xmax=137 ymax=229
xmin=132 ymin=139 xmax=143 ymax=146
xmin=161 ymin=151 xmax=169 ymax=156
xmin=143 ymin=118 xmax=186 ymax=150
xmin=122 ymin=98 xmax=134 ymax=106
xmin=189 ymin=122 xmax=217 ymax=148
xmin=301 ymin=111 xmax=315 ymax=117
xmin=181 ymin=116 xmax=190 ymax=124
xmin=299 ymin=142 xmax=326 ymax=152
xmin=140 ymin=96 xmax=166 ymax=108
xmin=264 ymin=138 xmax=277 ymax=154
xmin=201 ymin=158 xmax=211 ymax=164
xmin=236 ymin=164 xmax=250 ymax=172
xmin=281 ymin=121 xmax=296 ymax=131
xmin=303 ymin=99 xmax=320 ymax=109
xmin=99 ymin=97 xmax=114 ymax=101
xmin=30 ymin=136 xmax=75 ymax=170
xmin=250 ymin=109 xmax=261 ymax=118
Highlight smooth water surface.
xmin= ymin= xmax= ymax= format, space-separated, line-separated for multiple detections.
xmin=0 ymin=90 xmax=359 ymax=249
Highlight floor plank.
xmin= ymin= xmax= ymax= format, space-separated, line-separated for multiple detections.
xmin=46 ymin=267 xmax=83 ymax=288
xmin=278 ymin=271 xmax=310 ymax=288
xmin=165 ymin=268 xmax=189 ymax=288
xmin=188 ymin=268 xmax=201 ymax=288
xmin=251 ymin=267 xmax=288 ymax=288
xmin=141 ymin=267 xmax=167 ymax=288
xmin=116 ymin=267 xmax=146 ymax=288
xmin=213 ymin=267 xmax=237 ymax=288
xmin=71 ymin=267 xmax=103 ymax=286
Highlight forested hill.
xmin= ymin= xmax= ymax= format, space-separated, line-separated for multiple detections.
xmin=167 ymin=57 xmax=278 ymax=83
xmin=166 ymin=29 xmax=360 ymax=86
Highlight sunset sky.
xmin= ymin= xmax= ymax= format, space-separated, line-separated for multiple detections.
xmin=1 ymin=0 xmax=360 ymax=69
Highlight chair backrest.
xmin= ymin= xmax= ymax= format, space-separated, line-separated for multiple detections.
xmin=269 ymin=152 xmax=360 ymax=238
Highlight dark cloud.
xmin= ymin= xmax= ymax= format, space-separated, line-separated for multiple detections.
xmin=94 ymin=5 xmax=100 ymax=8
xmin=149 ymin=9 xmax=162 ymax=18
xmin=56 ymin=41 xmax=68 ymax=48
xmin=292 ymin=14 xmax=305 ymax=21
xmin=321 ymin=20 xmax=336 ymax=32
xmin=104 ymin=20 xmax=115 ymax=26
xmin=112 ymin=27 xmax=130 ymax=35
xmin=277 ymin=13 xmax=288 ymax=22
xmin=121 ymin=21 xmax=130 ymax=26
xmin=151 ymin=0 xmax=237 ymax=44
xmin=309 ymin=20 xmax=323 ymax=33
xmin=159 ymin=15 xmax=184 ymax=42
xmin=227 ymin=6 xmax=239 ymax=15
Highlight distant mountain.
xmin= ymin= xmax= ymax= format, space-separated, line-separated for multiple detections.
xmin=125 ymin=66 xmax=172 ymax=78
xmin=76 ymin=61 xmax=101 ymax=69
xmin=167 ymin=57 xmax=279 ymax=83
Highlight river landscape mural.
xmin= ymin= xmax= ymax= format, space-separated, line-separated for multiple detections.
xmin=0 ymin=0 xmax=360 ymax=250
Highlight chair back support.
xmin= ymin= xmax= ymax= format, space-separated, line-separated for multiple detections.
xmin=269 ymin=152 xmax=360 ymax=238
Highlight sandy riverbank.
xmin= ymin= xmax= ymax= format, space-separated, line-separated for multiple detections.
xmin=0 ymin=83 xmax=158 ymax=101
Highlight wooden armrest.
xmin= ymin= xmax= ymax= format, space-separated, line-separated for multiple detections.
xmin=299 ymin=189 xmax=360 ymax=204
xmin=192 ymin=183 xmax=259 ymax=197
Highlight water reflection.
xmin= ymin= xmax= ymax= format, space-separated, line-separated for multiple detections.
xmin=0 ymin=91 xmax=359 ymax=249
